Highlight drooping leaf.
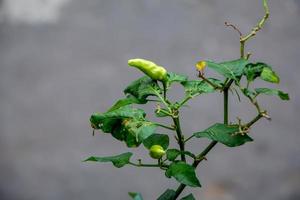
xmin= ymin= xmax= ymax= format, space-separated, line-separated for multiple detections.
xmin=194 ymin=123 xmax=253 ymax=147
xmin=129 ymin=192 xmax=143 ymax=200
xmin=241 ymin=88 xmax=256 ymax=99
xmin=181 ymin=78 xmax=222 ymax=96
xmin=124 ymin=76 xmax=161 ymax=103
xmin=205 ymin=59 xmax=249 ymax=80
xmin=84 ymin=152 xmax=132 ymax=168
xmin=181 ymin=194 xmax=195 ymax=200
xmin=255 ymin=88 xmax=290 ymax=100
xmin=90 ymin=106 xmax=145 ymax=130
xmin=165 ymin=162 xmax=201 ymax=187
xmin=243 ymin=62 xmax=265 ymax=82
xmin=260 ymin=67 xmax=280 ymax=83
xmin=157 ymin=189 xmax=176 ymax=200
xmin=90 ymin=106 xmax=156 ymax=147
xmin=143 ymin=134 xmax=169 ymax=150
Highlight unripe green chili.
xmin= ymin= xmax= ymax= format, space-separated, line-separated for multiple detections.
xmin=149 ymin=145 xmax=166 ymax=159
xmin=128 ymin=58 xmax=167 ymax=82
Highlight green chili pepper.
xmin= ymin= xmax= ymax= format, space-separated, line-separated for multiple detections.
xmin=128 ymin=58 xmax=167 ymax=82
xmin=149 ymin=145 xmax=166 ymax=159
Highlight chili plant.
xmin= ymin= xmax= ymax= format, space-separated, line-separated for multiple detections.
xmin=84 ymin=0 xmax=289 ymax=199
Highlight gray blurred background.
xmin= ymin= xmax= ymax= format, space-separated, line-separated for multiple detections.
xmin=0 ymin=0 xmax=299 ymax=199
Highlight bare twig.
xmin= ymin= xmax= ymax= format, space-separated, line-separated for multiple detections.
xmin=225 ymin=21 xmax=242 ymax=37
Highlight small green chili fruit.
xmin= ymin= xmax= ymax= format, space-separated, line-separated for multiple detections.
xmin=149 ymin=145 xmax=166 ymax=159
xmin=128 ymin=58 xmax=167 ymax=82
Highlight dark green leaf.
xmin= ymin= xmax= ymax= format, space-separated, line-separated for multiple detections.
xmin=84 ymin=152 xmax=132 ymax=168
xmin=124 ymin=76 xmax=161 ymax=103
xmin=129 ymin=192 xmax=143 ymax=200
xmin=166 ymin=149 xmax=196 ymax=161
xmin=255 ymin=88 xmax=290 ymax=100
xmin=143 ymin=134 xmax=169 ymax=150
xmin=157 ymin=189 xmax=176 ymax=200
xmin=206 ymin=59 xmax=249 ymax=80
xmin=181 ymin=78 xmax=222 ymax=96
xmin=243 ymin=62 xmax=265 ymax=82
xmin=165 ymin=162 xmax=201 ymax=187
xmin=194 ymin=123 xmax=253 ymax=147
xmin=90 ymin=106 xmax=145 ymax=130
xmin=166 ymin=149 xmax=181 ymax=161
xmin=260 ymin=67 xmax=280 ymax=83
xmin=181 ymin=194 xmax=195 ymax=200
xmin=241 ymin=88 xmax=256 ymax=99
xmin=90 ymin=106 xmax=156 ymax=147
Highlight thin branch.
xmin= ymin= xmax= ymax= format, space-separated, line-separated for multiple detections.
xmin=225 ymin=21 xmax=242 ymax=37
xmin=155 ymin=123 xmax=175 ymax=131
xmin=128 ymin=162 xmax=168 ymax=169
xmin=184 ymin=134 xmax=195 ymax=143
xmin=198 ymin=72 xmax=223 ymax=90
xmin=240 ymin=0 xmax=270 ymax=58
xmin=178 ymin=96 xmax=192 ymax=108
xmin=150 ymin=87 xmax=172 ymax=112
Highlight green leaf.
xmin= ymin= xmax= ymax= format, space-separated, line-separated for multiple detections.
xmin=129 ymin=192 xmax=143 ymax=200
xmin=255 ymin=88 xmax=290 ymax=100
xmin=90 ymin=106 xmax=145 ymax=130
xmin=157 ymin=189 xmax=176 ymax=200
xmin=143 ymin=134 xmax=169 ymax=150
xmin=124 ymin=120 xmax=157 ymax=142
xmin=124 ymin=76 xmax=161 ymax=103
xmin=84 ymin=152 xmax=132 ymax=168
xmin=90 ymin=106 xmax=156 ymax=147
xmin=194 ymin=123 xmax=253 ymax=147
xmin=181 ymin=194 xmax=195 ymax=200
xmin=260 ymin=67 xmax=280 ymax=83
xmin=107 ymin=96 xmax=143 ymax=112
xmin=181 ymin=78 xmax=222 ymax=96
xmin=165 ymin=162 xmax=201 ymax=187
xmin=241 ymin=88 xmax=256 ymax=99
xmin=206 ymin=59 xmax=249 ymax=80
xmin=166 ymin=149 xmax=180 ymax=161
xmin=166 ymin=72 xmax=188 ymax=86
xmin=166 ymin=149 xmax=196 ymax=161
xmin=243 ymin=62 xmax=265 ymax=82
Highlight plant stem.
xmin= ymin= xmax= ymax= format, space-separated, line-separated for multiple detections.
xmin=128 ymin=162 xmax=168 ymax=168
xmin=199 ymin=73 xmax=222 ymax=90
xmin=172 ymin=116 xmax=186 ymax=162
xmin=240 ymin=0 xmax=269 ymax=58
xmin=224 ymin=88 xmax=229 ymax=124
xmin=178 ymin=95 xmax=193 ymax=108
xmin=155 ymin=123 xmax=175 ymax=131
xmin=184 ymin=134 xmax=194 ymax=143
xmin=173 ymin=2 xmax=269 ymax=198
xmin=163 ymin=82 xmax=167 ymax=100
xmin=244 ymin=113 xmax=263 ymax=128
xmin=151 ymin=87 xmax=171 ymax=112
xmin=173 ymin=82 xmax=231 ymax=199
